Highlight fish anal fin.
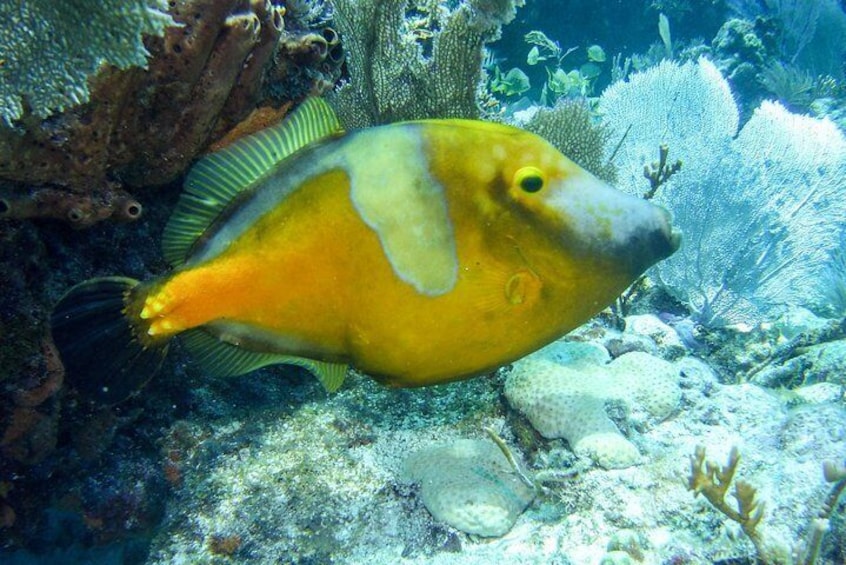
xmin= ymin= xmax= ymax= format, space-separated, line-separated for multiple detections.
xmin=180 ymin=329 xmax=348 ymax=392
xmin=284 ymin=358 xmax=349 ymax=393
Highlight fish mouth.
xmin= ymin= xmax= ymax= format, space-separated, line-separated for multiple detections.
xmin=653 ymin=208 xmax=682 ymax=260
xmin=623 ymin=206 xmax=681 ymax=275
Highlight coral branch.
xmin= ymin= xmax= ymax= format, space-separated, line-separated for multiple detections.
xmin=690 ymin=447 xmax=846 ymax=565
xmin=687 ymin=445 xmax=768 ymax=558
xmin=798 ymin=459 xmax=846 ymax=565
xmin=642 ymin=143 xmax=682 ymax=199
xmin=483 ymin=426 xmax=537 ymax=493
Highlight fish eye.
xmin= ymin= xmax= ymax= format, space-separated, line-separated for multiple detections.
xmin=515 ymin=166 xmax=545 ymax=193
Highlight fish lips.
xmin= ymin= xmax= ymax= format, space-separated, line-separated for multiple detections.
xmin=624 ymin=206 xmax=682 ymax=275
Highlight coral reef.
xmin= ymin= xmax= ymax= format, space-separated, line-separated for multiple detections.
xmin=687 ymin=446 xmax=769 ymax=559
xmin=710 ymin=17 xmax=778 ymax=117
xmin=605 ymin=314 xmax=691 ymax=360
xmin=600 ymin=58 xmax=738 ymax=198
xmin=0 ymin=191 xmax=180 ymax=551
xmin=1 ymin=267 xmax=840 ymax=562
xmin=712 ymin=1 xmax=846 ymax=121
xmin=0 ymin=339 xmax=64 ymax=466
xmin=689 ymin=445 xmax=846 ymax=564
xmin=505 ymin=341 xmax=682 ymax=469
xmin=601 ymin=58 xmax=846 ymax=327
xmin=0 ymin=0 xmax=342 ymax=227
xmin=329 ymin=0 xmax=523 ymax=128
xmin=82 ymin=316 xmax=842 ymax=564
xmin=0 ymin=0 xmax=174 ymax=125
xmin=0 ymin=185 xmax=142 ymax=228
xmin=750 ymin=335 xmax=846 ymax=388
xmin=1 ymin=2 xmax=845 ymax=561
xmin=0 ymin=222 xmax=67 ymax=490
xmin=520 ymin=99 xmax=617 ymax=183
xmin=403 ymin=439 xmax=535 ymax=537
xmin=142 ymin=372 xmax=504 ymax=562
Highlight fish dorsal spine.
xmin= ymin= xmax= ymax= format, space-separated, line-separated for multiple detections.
xmin=161 ymin=97 xmax=343 ymax=266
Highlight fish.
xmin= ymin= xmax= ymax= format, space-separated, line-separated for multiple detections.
xmin=51 ymin=97 xmax=680 ymax=404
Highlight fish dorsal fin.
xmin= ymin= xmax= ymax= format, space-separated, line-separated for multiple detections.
xmin=162 ymin=97 xmax=343 ymax=266
xmin=180 ymin=329 xmax=348 ymax=393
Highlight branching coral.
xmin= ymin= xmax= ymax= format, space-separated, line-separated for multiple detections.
xmin=797 ymin=460 xmax=846 ymax=565
xmin=0 ymin=0 xmax=342 ymax=227
xmin=687 ymin=446 xmax=767 ymax=557
xmin=642 ymin=144 xmax=682 ymax=199
xmin=688 ymin=445 xmax=846 ymax=565
xmin=329 ymin=0 xmax=523 ymax=128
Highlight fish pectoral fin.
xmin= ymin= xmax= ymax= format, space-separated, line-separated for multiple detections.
xmin=180 ymin=328 xmax=348 ymax=391
xmin=504 ymin=270 xmax=542 ymax=306
xmin=471 ymin=265 xmax=543 ymax=314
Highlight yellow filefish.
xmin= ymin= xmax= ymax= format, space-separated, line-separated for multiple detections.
xmin=51 ymin=98 xmax=679 ymax=404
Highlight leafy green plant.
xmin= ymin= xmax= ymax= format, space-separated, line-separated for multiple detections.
xmin=489 ymin=66 xmax=531 ymax=97
xmin=523 ymin=30 xmax=607 ymax=105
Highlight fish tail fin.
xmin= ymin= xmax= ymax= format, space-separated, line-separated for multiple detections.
xmin=51 ymin=276 xmax=170 ymax=404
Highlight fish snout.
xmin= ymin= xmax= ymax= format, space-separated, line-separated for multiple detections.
xmin=548 ymin=173 xmax=681 ymax=275
xmin=623 ymin=205 xmax=681 ymax=275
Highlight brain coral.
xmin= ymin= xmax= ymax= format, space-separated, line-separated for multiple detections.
xmin=403 ymin=439 xmax=535 ymax=537
xmin=505 ymin=342 xmax=681 ymax=469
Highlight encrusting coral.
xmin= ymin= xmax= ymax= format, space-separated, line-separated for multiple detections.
xmin=0 ymin=0 xmax=343 ymax=227
xmin=403 ymin=438 xmax=535 ymax=537
xmin=505 ymin=341 xmax=681 ymax=469
xmin=0 ymin=0 xmax=174 ymax=125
